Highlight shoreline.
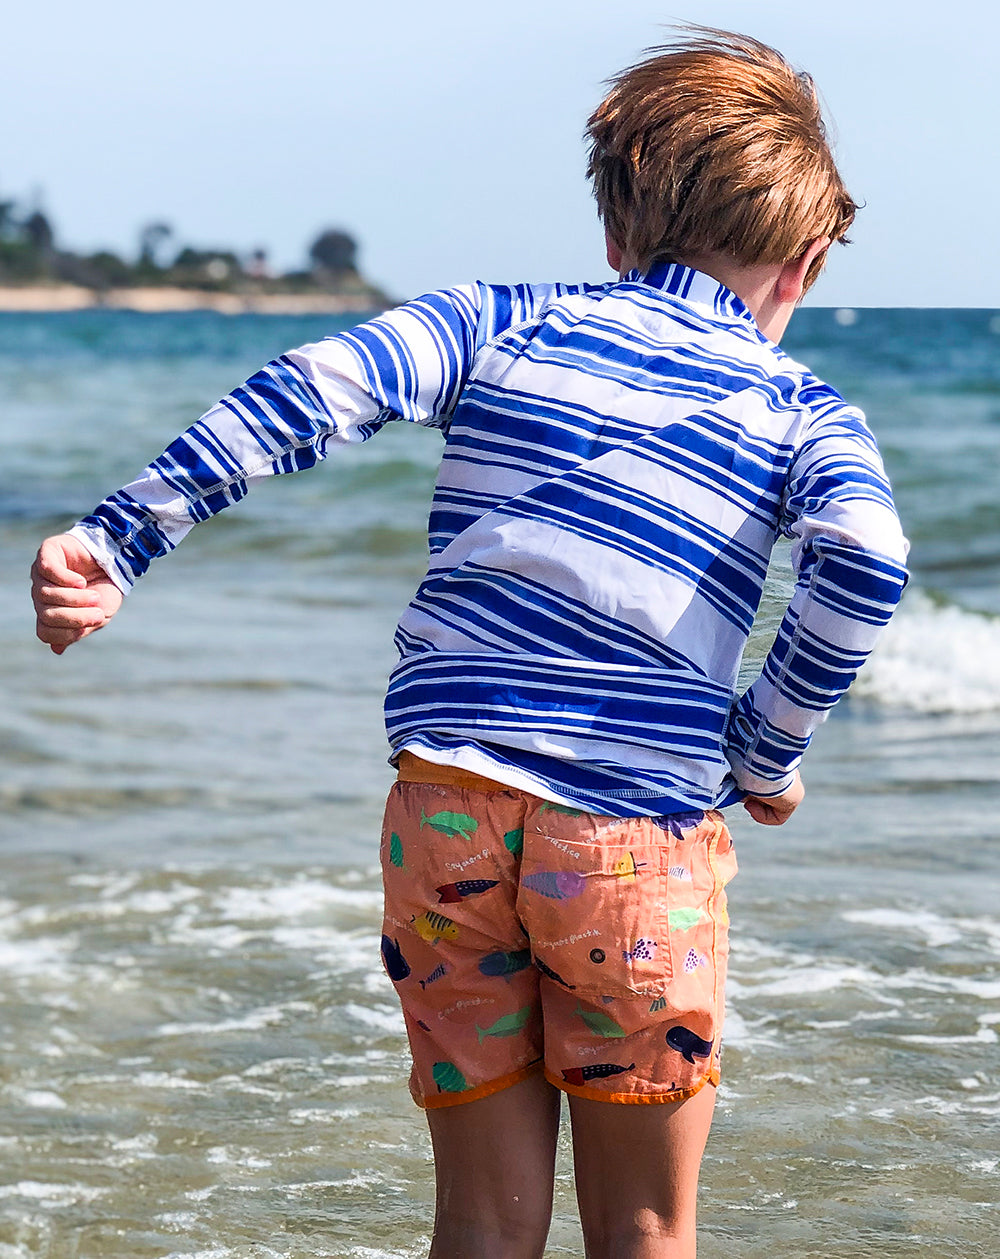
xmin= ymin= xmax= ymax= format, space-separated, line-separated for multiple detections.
xmin=0 ymin=284 xmax=389 ymax=315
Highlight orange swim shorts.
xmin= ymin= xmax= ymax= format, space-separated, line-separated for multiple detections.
xmin=379 ymin=754 xmax=737 ymax=1109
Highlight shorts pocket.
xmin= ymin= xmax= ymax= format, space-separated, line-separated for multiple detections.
xmin=517 ymin=816 xmax=674 ymax=999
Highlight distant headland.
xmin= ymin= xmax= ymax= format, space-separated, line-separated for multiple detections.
xmin=0 ymin=199 xmax=393 ymax=314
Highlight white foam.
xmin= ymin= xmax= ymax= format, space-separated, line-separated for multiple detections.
xmin=853 ymin=590 xmax=1000 ymax=713
xmin=842 ymin=907 xmax=963 ymax=948
xmin=213 ymin=879 xmax=381 ymax=922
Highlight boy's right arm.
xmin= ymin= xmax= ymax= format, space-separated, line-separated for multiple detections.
xmin=30 ymin=280 xmax=581 ymax=652
xmin=31 ymin=533 xmax=125 ymax=654
xmin=30 ymin=286 xmax=487 ymax=651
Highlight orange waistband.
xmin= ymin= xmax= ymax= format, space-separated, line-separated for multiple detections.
xmin=395 ymin=750 xmax=507 ymax=793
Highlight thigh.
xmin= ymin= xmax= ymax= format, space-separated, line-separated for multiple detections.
xmin=426 ymin=1072 xmax=562 ymax=1259
xmin=569 ymin=1082 xmax=716 ymax=1258
xmin=380 ymin=781 xmax=543 ymax=1108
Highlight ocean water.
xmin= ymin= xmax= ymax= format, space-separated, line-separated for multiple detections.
xmin=1 ymin=305 xmax=999 ymax=1257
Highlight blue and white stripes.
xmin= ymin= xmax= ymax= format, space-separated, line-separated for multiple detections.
xmin=71 ymin=262 xmax=908 ymax=815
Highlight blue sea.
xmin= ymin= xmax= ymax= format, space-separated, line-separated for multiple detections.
xmin=1 ymin=305 xmax=999 ymax=1257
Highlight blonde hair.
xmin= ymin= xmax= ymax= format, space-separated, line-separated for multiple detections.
xmin=586 ymin=27 xmax=857 ymax=290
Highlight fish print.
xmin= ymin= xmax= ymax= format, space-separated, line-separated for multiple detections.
xmin=411 ymin=911 xmax=459 ymax=946
xmin=648 ymin=995 xmax=668 ymax=1013
xmin=388 ymin=832 xmax=404 ymax=868
xmin=432 ymin=1061 xmax=470 ymax=1093
xmin=667 ymin=865 xmax=691 ymax=882
xmin=653 ymin=811 xmax=705 ymax=839
xmin=435 ymin=878 xmax=500 ymax=904
xmin=478 ymin=948 xmax=533 ymax=979
xmin=419 ymin=962 xmax=449 ymax=988
xmin=574 ymin=1003 xmax=626 ymax=1038
xmin=610 ymin=851 xmax=646 ymax=881
xmin=380 ymin=935 xmax=410 ymax=982
xmin=668 ymin=907 xmax=707 ymax=933
xmin=522 ymin=870 xmax=587 ymax=901
xmin=622 ymin=937 xmax=657 ymax=963
xmin=534 ymin=955 xmax=575 ymax=989
xmin=539 ymin=802 xmax=583 ymax=816
xmin=684 ymin=948 xmax=707 ymax=973
xmin=476 ymin=1006 xmax=532 ymax=1043
xmin=666 ymin=1025 xmax=714 ymax=1064
xmin=503 ymin=827 xmax=524 ymax=857
xmin=561 ymin=1061 xmax=635 ymax=1085
xmin=420 ymin=809 xmax=479 ymax=840
xmin=416 ymin=1019 xmax=431 ymax=1031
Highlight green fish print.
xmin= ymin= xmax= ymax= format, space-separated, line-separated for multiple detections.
xmin=432 ymin=1061 xmax=470 ymax=1093
xmin=503 ymin=827 xmax=524 ymax=857
xmin=574 ymin=1003 xmax=626 ymax=1039
xmin=668 ymin=907 xmax=707 ymax=933
xmin=389 ymin=832 xmax=404 ymax=868
xmin=539 ymin=802 xmax=583 ymax=817
xmin=420 ymin=809 xmax=479 ymax=840
xmin=476 ymin=1006 xmax=532 ymax=1043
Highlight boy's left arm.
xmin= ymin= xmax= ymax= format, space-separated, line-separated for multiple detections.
xmin=725 ymin=406 xmax=909 ymax=801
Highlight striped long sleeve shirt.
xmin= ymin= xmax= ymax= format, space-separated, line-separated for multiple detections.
xmin=71 ymin=263 xmax=909 ymax=816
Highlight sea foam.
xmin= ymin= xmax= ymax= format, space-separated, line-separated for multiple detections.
xmin=852 ymin=589 xmax=1000 ymax=713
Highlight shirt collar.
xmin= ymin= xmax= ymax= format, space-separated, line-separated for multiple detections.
xmin=623 ymin=261 xmax=758 ymax=326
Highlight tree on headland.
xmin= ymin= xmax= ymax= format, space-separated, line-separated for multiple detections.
xmin=0 ymin=188 xmax=389 ymax=305
xmin=309 ymin=229 xmax=358 ymax=277
xmin=138 ymin=221 xmax=174 ymax=271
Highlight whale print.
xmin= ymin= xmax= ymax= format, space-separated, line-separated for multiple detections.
xmin=574 ymin=1003 xmax=626 ymax=1038
xmin=653 ymin=811 xmax=705 ymax=839
xmin=522 ymin=870 xmax=587 ymax=900
xmin=561 ymin=1061 xmax=635 ymax=1085
xmin=420 ymin=809 xmax=479 ymax=840
xmin=381 ymin=935 xmax=410 ymax=982
xmin=534 ymin=955 xmax=576 ymax=989
xmin=411 ymin=911 xmax=459 ymax=946
xmin=666 ymin=1025 xmax=714 ymax=1064
xmin=435 ymin=878 xmax=500 ymax=904
xmin=476 ymin=1006 xmax=532 ymax=1043
xmin=479 ymin=948 xmax=532 ymax=979
xmin=433 ymin=1061 xmax=470 ymax=1093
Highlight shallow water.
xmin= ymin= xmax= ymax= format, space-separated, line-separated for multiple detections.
xmin=1 ymin=307 xmax=999 ymax=1255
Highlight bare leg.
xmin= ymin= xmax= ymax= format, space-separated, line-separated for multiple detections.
xmin=427 ymin=1071 xmax=561 ymax=1259
xmin=569 ymin=1081 xmax=716 ymax=1259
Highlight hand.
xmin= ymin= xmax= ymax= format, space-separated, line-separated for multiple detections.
xmin=31 ymin=534 xmax=124 ymax=655
xmin=742 ymin=770 xmax=804 ymax=826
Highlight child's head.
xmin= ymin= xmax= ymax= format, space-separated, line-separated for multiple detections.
xmin=586 ymin=27 xmax=857 ymax=292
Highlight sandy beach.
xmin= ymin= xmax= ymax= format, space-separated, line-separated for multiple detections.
xmin=0 ymin=284 xmax=387 ymax=315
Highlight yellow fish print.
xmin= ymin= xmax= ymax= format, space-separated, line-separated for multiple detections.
xmin=412 ymin=911 xmax=459 ymax=946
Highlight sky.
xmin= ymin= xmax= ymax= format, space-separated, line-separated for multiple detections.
xmin=2 ymin=0 xmax=997 ymax=307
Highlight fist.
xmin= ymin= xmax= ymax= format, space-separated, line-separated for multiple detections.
xmin=31 ymin=534 xmax=124 ymax=654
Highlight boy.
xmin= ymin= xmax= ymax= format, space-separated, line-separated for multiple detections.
xmin=32 ymin=28 xmax=907 ymax=1259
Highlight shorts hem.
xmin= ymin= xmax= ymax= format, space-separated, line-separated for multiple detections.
xmin=545 ymin=1065 xmax=719 ymax=1105
xmin=416 ymin=1060 xmax=544 ymax=1110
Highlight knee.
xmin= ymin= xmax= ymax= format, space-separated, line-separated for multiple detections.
xmin=583 ymin=1208 xmax=695 ymax=1258
xmin=431 ymin=1198 xmax=552 ymax=1259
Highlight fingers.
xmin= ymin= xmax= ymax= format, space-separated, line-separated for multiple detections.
xmin=32 ymin=537 xmax=90 ymax=589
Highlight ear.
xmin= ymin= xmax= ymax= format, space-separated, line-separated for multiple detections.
xmin=605 ymin=226 xmax=624 ymax=274
xmin=776 ymin=237 xmax=830 ymax=303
